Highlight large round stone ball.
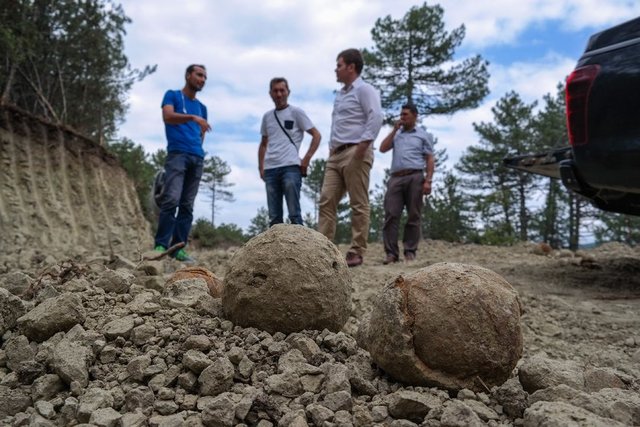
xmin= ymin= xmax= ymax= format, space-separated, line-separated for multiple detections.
xmin=222 ymin=224 xmax=351 ymax=334
xmin=357 ymin=262 xmax=523 ymax=392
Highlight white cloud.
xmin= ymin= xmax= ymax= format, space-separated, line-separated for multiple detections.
xmin=489 ymin=54 xmax=576 ymax=101
xmin=442 ymin=0 xmax=640 ymax=48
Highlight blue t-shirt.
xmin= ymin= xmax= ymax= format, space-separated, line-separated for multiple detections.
xmin=161 ymin=90 xmax=207 ymax=158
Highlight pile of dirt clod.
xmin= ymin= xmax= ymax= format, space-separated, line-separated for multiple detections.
xmin=0 ymin=240 xmax=638 ymax=426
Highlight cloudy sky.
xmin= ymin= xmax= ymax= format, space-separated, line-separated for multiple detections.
xmin=118 ymin=0 xmax=639 ymax=231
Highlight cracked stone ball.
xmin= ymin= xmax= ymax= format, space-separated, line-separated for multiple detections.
xmin=166 ymin=267 xmax=223 ymax=298
xmin=222 ymin=224 xmax=351 ymax=334
xmin=357 ymin=262 xmax=523 ymax=392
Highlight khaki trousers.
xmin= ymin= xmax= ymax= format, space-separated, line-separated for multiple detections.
xmin=318 ymin=146 xmax=373 ymax=256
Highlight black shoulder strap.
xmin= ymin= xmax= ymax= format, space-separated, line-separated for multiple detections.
xmin=273 ymin=110 xmax=296 ymax=147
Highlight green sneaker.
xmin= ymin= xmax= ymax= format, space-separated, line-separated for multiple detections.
xmin=174 ymin=248 xmax=196 ymax=264
xmin=154 ymin=245 xmax=166 ymax=252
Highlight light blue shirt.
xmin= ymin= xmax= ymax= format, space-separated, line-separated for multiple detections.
xmin=330 ymin=77 xmax=383 ymax=149
xmin=390 ymin=127 xmax=434 ymax=173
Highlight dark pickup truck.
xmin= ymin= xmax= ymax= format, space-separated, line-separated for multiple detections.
xmin=505 ymin=17 xmax=640 ymax=215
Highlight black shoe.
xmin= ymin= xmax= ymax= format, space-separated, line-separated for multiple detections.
xmin=346 ymin=252 xmax=363 ymax=267
xmin=383 ymin=254 xmax=398 ymax=265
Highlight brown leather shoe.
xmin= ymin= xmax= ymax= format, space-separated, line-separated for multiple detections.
xmin=346 ymin=252 xmax=363 ymax=267
xmin=404 ymin=252 xmax=416 ymax=262
xmin=382 ymin=254 xmax=398 ymax=265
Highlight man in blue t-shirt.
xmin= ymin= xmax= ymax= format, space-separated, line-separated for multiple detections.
xmin=154 ymin=64 xmax=211 ymax=263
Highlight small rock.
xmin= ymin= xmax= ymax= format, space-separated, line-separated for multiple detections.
xmin=524 ymin=401 xmax=626 ymax=427
xmin=0 ymin=271 xmax=32 ymax=295
xmin=95 ymin=269 xmax=134 ymax=294
xmin=34 ymin=400 xmax=55 ymax=419
xmin=492 ymin=377 xmax=528 ymax=418
xmin=200 ymin=392 xmax=239 ymax=426
xmin=184 ymin=335 xmax=212 ymax=352
xmin=89 ymin=407 xmax=122 ymax=427
xmin=102 ymin=315 xmax=136 ymax=340
xmin=322 ymin=390 xmax=352 ymax=412
xmin=77 ymin=388 xmax=115 ymax=423
xmin=198 ymin=356 xmax=235 ymax=396
xmin=17 ymin=293 xmax=86 ymax=342
xmin=183 ymin=350 xmax=211 ymax=375
xmin=441 ymin=400 xmax=484 ymax=427
xmin=0 ymin=287 xmax=27 ymax=335
xmin=518 ymin=354 xmax=584 ymax=393
xmin=387 ymin=390 xmax=441 ymax=423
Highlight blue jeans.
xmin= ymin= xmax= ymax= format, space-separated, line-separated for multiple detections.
xmin=155 ymin=152 xmax=204 ymax=249
xmin=264 ymin=165 xmax=302 ymax=226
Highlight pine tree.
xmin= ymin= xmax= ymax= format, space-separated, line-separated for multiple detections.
xmin=106 ymin=138 xmax=155 ymax=218
xmin=0 ymin=0 xmax=155 ymax=140
xmin=200 ymin=156 xmax=235 ymax=227
xmin=247 ymin=207 xmax=269 ymax=238
xmin=301 ymin=159 xmax=326 ymax=224
xmin=529 ymin=84 xmax=569 ymax=247
xmin=594 ymin=212 xmax=640 ymax=245
xmin=422 ymin=171 xmax=471 ymax=242
xmin=457 ymin=92 xmax=539 ymax=243
xmin=362 ymin=2 xmax=489 ymax=119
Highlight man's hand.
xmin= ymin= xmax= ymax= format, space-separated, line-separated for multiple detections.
xmin=193 ymin=116 xmax=212 ymax=134
xmin=300 ymin=155 xmax=311 ymax=177
xmin=423 ymin=179 xmax=432 ymax=195
xmin=353 ymin=141 xmax=370 ymax=160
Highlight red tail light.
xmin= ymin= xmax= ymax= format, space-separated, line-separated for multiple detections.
xmin=566 ymin=65 xmax=600 ymax=146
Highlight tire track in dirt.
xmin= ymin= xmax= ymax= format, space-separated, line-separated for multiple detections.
xmin=1 ymin=117 xmax=28 ymax=242
xmin=20 ymin=118 xmax=54 ymax=246
xmin=0 ymin=127 xmax=13 ymax=227
xmin=56 ymin=128 xmax=81 ymax=246
xmin=66 ymin=135 xmax=99 ymax=248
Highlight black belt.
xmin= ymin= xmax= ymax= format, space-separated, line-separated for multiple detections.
xmin=391 ymin=169 xmax=422 ymax=177
xmin=333 ymin=144 xmax=356 ymax=155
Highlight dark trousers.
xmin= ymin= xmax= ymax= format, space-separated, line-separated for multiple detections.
xmin=383 ymin=172 xmax=424 ymax=258
xmin=155 ymin=152 xmax=204 ymax=249
xmin=264 ymin=165 xmax=303 ymax=226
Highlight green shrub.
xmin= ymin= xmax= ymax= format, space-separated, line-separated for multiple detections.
xmin=191 ymin=219 xmax=247 ymax=248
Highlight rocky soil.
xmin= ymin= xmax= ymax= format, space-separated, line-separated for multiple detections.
xmin=0 ymin=239 xmax=639 ymax=426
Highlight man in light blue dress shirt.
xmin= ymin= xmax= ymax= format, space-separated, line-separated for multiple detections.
xmin=379 ymin=103 xmax=435 ymax=264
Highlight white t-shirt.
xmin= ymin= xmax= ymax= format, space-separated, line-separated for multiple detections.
xmin=261 ymin=105 xmax=314 ymax=170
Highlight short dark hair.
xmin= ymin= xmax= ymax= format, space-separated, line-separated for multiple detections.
xmin=186 ymin=64 xmax=206 ymax=75
xmin=337 ymin=48 xmax=363 ymax=75
xmin=269 ymin=77 xmax=290 ymax=92
xmin=402 ymin=103 xmax=419 ymax=115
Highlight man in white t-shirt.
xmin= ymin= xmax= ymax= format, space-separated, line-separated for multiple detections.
xmin=258 ymin=77 xmax=321 ymax=226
